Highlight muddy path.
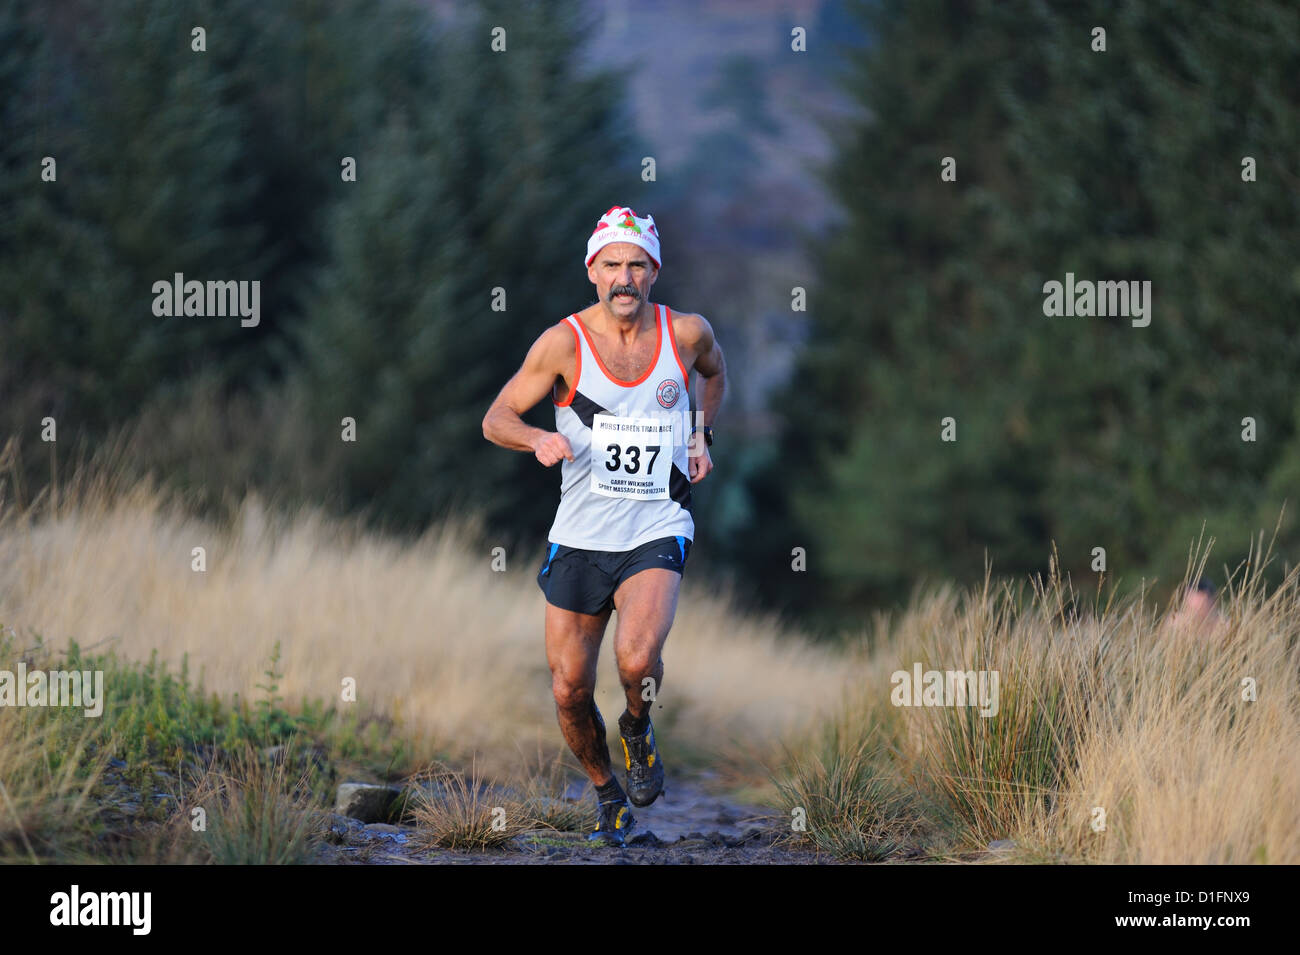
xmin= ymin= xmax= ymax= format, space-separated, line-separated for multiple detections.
xmin=317 ymin=772 xmax=838 ymax=865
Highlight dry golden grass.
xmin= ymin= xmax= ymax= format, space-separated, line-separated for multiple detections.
xmin=0 ymin=473 xmax=848 ymax=781
xmin=405 ymin=760 xmax=529 ymax=850
xmin=790 ymin=539 xmax=1300 ymax=864
xmin=512 ymin=749 xmax=590 ymax=833
xmin=4 ymin=461 xmax=1296 ymax=863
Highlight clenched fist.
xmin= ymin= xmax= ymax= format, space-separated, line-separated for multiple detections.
xmin=532 ymin=431 xmax=575 ymax=467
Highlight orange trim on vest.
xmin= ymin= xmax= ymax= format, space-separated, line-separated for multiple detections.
xmin=663 ymin=305 xmax=690 ymax=383
xmin=552 ymin=316 xmax=581 ymax=407
xmin=575 ymin=307 xmax=662 ymax=387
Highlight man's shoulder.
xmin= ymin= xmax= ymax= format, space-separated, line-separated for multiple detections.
xmin=538 ymin=315 xmax=580 ymax=350
xmin=522 ymin=317 xmax=578 ymax=373
xmin=666 ymin=308 xmax=711 ymax=346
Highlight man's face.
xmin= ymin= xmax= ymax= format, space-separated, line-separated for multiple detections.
xmin=588 ymin=242 xmax=658 ymax=320
xmin=1185 ymin=589 xmax=1215 ymax=620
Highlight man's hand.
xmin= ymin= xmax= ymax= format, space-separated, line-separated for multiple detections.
xmin=532 ymin=431 xmax=575 ymax=467
xmin=688 ymin=434 xmax=713 ymax=483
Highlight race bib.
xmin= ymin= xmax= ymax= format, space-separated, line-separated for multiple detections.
xmin=590 ymin=414 xmax=674 ymax=499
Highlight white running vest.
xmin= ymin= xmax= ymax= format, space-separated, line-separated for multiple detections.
xmin=547 ymin=304 xmax=695 ymax=551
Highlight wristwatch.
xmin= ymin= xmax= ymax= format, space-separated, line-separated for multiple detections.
xmin=691 ymin=425 xmax=713 ymax=447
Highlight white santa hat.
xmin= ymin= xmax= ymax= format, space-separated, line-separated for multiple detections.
xmin=585 ymin=206 xmax=661 ymax=269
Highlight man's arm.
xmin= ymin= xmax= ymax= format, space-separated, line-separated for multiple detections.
xmin=676 ymin=313 xmax=726 ymax=482
xmin=687 ymin=314 xmax=725 ymax=426
xmin=482 ymin=324 xmax=576 ymax=467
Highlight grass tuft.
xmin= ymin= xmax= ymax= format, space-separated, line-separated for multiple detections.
xmin=191 ymin=741 xmax=328 ymax=865
xmin=775 ymin=725 xmax=918 ymax=861
xmin=407 ymin=761 xmax=528 ymax=850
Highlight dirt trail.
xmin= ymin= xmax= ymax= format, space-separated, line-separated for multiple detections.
xmin=318 ymin=772 xmax=835 ymax=865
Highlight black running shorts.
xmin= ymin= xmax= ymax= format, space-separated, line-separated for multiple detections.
xmin=536 ymin=535 xmax=692 ymax=616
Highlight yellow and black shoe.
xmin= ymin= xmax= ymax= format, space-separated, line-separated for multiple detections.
xmin=620 ymin=716 xmax=666 ymax=807
xmin=587 ymin=797 xmax=636 ymax=847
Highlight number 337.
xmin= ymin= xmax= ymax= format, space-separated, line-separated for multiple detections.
xmin=605 ymin=444 xmax=661 ymax=474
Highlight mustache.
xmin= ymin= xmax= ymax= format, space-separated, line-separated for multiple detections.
xmin=609 ymin=284 xmax=639 ymax=300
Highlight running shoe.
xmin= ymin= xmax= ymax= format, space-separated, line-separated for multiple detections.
xmin=620 ymin=718 xmax=666 ymax=807
xmin=587 ymin=796 xmax=636 ymax=847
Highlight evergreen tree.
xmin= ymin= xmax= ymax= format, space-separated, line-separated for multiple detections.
xmin=0 ymin=0 xmax=261 ymax=447
xmin=743 ymin=0 xmax=1300 ymax=624
xmin=295 ymin=0 xmax=642 ymax=536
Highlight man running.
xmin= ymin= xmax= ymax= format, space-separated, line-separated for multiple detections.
xmin=481 ymin=205 xmax=726 ymax=846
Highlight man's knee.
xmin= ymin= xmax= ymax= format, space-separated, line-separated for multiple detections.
xmin=551 ymin=674 xmax=595 ymax=713
xmin=617 ymin=644 xmax=663 ymax=684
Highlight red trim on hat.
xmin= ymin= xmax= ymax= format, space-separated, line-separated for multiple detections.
xmin=586 ymin=239 xmax=660 ymax=270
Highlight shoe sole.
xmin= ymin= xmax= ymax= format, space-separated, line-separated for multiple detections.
xmin=628 ymin=782 xmax=665 ymax=808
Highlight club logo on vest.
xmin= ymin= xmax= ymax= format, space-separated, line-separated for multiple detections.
xmin=656 ymin=378 xmax=680 ymax=408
